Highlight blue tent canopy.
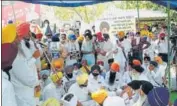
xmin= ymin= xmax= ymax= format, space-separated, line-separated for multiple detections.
xmin=151 ymin=1 xmax=177 ymax=11
xmin=24 ymin=1 xmax=110 ymax=7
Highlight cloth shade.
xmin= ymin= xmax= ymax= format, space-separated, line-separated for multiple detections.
xmin=2 ymin=24 xmax=16 ymax=44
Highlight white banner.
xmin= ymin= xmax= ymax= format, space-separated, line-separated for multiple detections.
xmin=95 ymin=15 xmax=136 ymax=35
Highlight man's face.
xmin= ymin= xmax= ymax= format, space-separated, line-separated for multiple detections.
xmin=149 ymin=64 xmax=155 ymax=71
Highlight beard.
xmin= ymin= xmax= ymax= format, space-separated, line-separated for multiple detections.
xmin=109 ymin=72 xmax=116 ymax=85
xmin=24 ymin=39 xmax=31 ymax=49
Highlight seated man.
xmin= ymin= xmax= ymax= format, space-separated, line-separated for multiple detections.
xmin=69 ymin=73 xmax=96 ymax=106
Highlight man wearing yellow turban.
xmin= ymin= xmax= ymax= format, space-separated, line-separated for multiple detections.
xmin=42 ymin=72 xmax=66 ymax=102
xmin=91 ymin=89 xmax=126 ymax=106
xmin=68 ymin=73 xmax=96 ymax=106
xmin=42 ymin=98 xmax=60 ymax=106
xmin=2 ymin=24 xmax=16 ymax=44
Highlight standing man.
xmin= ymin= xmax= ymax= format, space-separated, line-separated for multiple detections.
xmin=10 ymin=22 xmax=39 ymax=106
xmin=2 ymin=24 xmax=18 ymax=106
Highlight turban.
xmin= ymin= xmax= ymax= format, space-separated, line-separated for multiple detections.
xmin=16 ymin=22 xmax=30 ymax=38
xmin=132 ymin=66 xmax=144 ymax=73
xmin=2 ymin=43 xmax=18 ymax=70
xmin=133 ymin=59 xmax=141 ymax=66
xmin=91 ymin=65 xmax=101 ymax=73
xmin=108 ymin=58 xmax=114 ymax=64
xmin=141 ymin=81 xmax=153 ymax=95
xmin=40 ymin=70 xmax=50 ymax=78
xmin=36 ymin=33 xmax=43 ymax=40
xmin=96 ymin=32 xmax=104 ymax=42
xmin=128 ymin=80 xmax=142 ymax=90
xmin=150 ymin=61 xmax=158 ymax=67
xmin=159 ymin=33 xmax=166 ymax=38
xmin=42 ymin=98 xmax=60 ymax=106
xmin=103 ymin=96 xmax=126 ymax=106
xmin=68 ymin=34 xmax=76 ymax=40
xmin=2 ymin=24 xmax=16 ymax=44
xmin=128 ymin=32 xmax=135 ymax=36
xmin=91 ymin=89 xmax=108 ymax=104
xmin=61 ymin=93 xmax=78 ymax=106
xmin=110 ymin=62 xmax=120 ymax=72
xmin=154 ymin=56 xmax=163 ymax=64
xmin=174 ymin=99 xmax=177 ymax=106
xmin=140 ymin=30 xmax=149 ymax=36
xmin=41 ymin=59 xmax=48 ymax=70
xmin=148 ymin=32 xmax=154 ymax=39
xmin=117 ymin=31 xmax=125 ymax=39
xmin=148 ymin=87 xmax=169 ymax=106
xmin=51 ymin=58 xmax=64 ymax=69
xmin=77 ymin=35 xmax=84 ymax=41
xmin=8 ymin=20 xmax=13 ymax=24
xmin=76 ymin=73 xmax=88 ymax=85
xmin=97 ymin=61 xmax=104 ymax=66
xmin=50 ymin=72 xmax=63 ymax=83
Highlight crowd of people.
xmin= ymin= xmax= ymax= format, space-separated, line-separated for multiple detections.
xmin=2 ymin=19 xmax=177 ymax=106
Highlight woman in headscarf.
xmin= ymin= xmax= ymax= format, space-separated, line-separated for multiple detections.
xmin=2 ymin=24 xmax=18 ymax=106
xmin=10 ymin=22 xmax=39 ymax=106
xmin=87 ymin=65 xmax=106 ymax=93
xmin=68 ymin=74 xmax=96 ymax=106
xmin=65 ymin=34 xmax=80 ymax=66
xmin=82 ymin=30 xmax=95 ymax=66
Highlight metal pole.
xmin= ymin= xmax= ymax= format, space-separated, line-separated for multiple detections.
xmin=11 ymin=1 xmax=16 ymax=23
xmin=167 ymin=1 xmax=171 ymax=91
xmin=136 ymin=0 xmax=140 ymax=31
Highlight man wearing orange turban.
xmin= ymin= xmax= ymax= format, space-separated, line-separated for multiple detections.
xmin=133 ymin=59 xmax=141 ymax=66
xmin=105 ymin=62 xmax=131 ymax=96
xmin=10 ymin=22 xmax=40 ymax=106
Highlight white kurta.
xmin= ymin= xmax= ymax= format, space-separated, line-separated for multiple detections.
xmin=97 ymin=40 xmax=114 ymax=71
xmin=144 ymin=40 xmax=156 ymax=60
xmin=113 ymin=45 xmax=126 ymax=74
xmin=120 ymin=39 xmax=132 ymax=57
xmin=65 ymin=41 xmax=80 ymax=66
xmin=146 ymin=68 xmax=163 ymax=87
xmin=11 ymin=53 xmax=38 ymax=106
xmin=69 ymin=83 xmax=96 ymax=106
xmin=62 ymin=76 xmax=76 ymax=92
xmin=103 ymin=96 xmax=126 ymax=106
xmin=42 ymin=83 xmax=58 ymax=101
xmin=87 ymin=74 xmax=106 ymax=93
xmin=2 ymin=71 xmax=17 ymax=106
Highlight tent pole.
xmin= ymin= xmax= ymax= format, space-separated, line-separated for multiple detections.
xmin=11 ymin=1 xmax=16 ymax=23
xmin=136 ymin=0 xmax=140 ymax=31
xmin=167 ymin=1 xmax=171 ymax=92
